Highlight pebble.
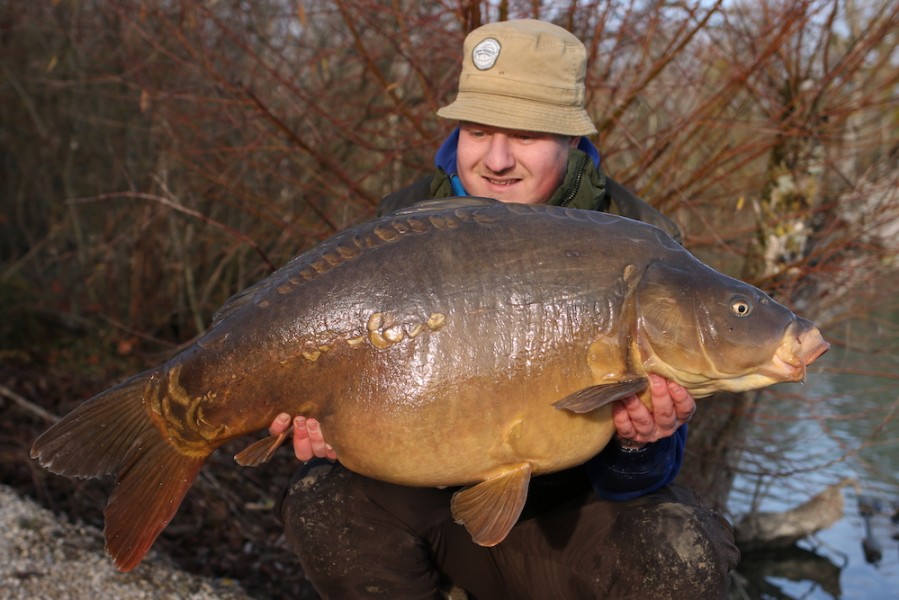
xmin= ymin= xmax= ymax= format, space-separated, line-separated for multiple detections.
xmin=0 ymin=485 xmax=252 ymax=600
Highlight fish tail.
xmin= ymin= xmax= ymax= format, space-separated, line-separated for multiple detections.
xmin=30 ymin=373 xmax=207 ymax=571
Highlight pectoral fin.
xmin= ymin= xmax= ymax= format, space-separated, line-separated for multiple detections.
xmin=552 ymin=378 xmax=648 ymax=413
xmin=234 ymin=427 xmax=292 ymax=467
xmin=450 ymin=462 xmax=532 ymax=547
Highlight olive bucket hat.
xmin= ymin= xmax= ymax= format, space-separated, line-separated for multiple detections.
xmin=437 ymin=19 xmax=597 ymax=136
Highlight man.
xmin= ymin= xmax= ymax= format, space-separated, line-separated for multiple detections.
xmin=269 ymin=19 xmax=739 ymax=599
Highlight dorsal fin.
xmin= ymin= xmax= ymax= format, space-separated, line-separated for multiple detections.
xmin=391 ymin=196 xmax=500 ymax=216
xmin=210 ymin=278 xmax=269 ymax=324
xmin=212 ymin=202 xmax=500 ymax=325
xmin=211 ymin=200 xmax=502 ymax=326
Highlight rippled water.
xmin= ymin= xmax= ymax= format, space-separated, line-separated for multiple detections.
xmin=728 ymin=313 xmax=899 ymax=599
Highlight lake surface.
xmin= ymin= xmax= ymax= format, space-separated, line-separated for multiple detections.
xmin=728 ymin=312 xmax=899 ymax=599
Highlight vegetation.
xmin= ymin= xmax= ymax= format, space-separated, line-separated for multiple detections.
xmin=2 ymin=1 xmax=896 ymax=597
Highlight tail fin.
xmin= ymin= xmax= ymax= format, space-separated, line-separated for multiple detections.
xmin=30 ymin=374 xmax=207 ymax=571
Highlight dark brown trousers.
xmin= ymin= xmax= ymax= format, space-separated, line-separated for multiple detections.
xmin=280 ymin=462 xmax=739 ymax=599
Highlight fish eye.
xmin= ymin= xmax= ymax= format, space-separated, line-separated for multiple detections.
xmin=730 ymin=296 xmax=753 ymax=318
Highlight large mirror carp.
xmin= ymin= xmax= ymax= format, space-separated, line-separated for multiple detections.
xmin=31 ymin=198 xmax=828 ymax=571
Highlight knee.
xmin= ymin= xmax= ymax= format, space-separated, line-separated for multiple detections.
xmin=278 ymin=462 xmax=447 ymax=598
xmin=622 ymin=500 xmax=740 ymax=598
xmin=279 ymin=462 xmax=389 ymax=593
xmin=279 ymin=461 xmax=442 ymax=559
xmin=280 ymin=461 xmax=362 ymax=550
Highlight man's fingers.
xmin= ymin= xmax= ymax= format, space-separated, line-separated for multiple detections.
xmin=649 ymin=375 xmax=677 ymax=431
xmin=668 ymin=380 xmax=696 ymax=423
xmin=615 ymin=395 xmax=657 ymax=442
xmin=323 ymin=445 xmax=338 ymax=461
xmin=650 ymin=374 xmax=697 ymax=437
xmin=306 ymin=418 xmax=331 ymax=458
xmin=612 ymin=377 xmax=697 ymax=446
xmin=269 ymin=412 xmax=291 ymax=436
xmin=292 ymin=417 xmax=315 ymax=462
xmin=291 ymin=417 xmax=337 ymax=461
xmin=612 ymin=401 xmax=637 ymax=439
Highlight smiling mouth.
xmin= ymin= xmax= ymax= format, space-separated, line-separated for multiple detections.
xmin=483 ymin=175 xmax=520 ymax=186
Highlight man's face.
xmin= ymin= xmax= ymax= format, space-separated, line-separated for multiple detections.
xmin=456 ymin=122 xmax=579 ymax=204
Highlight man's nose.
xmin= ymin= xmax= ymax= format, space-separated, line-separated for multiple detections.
xmin=483 ymin=135 xmax=515 ymax=172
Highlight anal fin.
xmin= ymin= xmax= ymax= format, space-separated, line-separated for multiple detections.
xmin=234 ymin=427 xmax=292 ymax=467
xmin=450 ymin=462 xmax=532 ymax=547
xmin=552 ymin=378 xmax=648 ymax=413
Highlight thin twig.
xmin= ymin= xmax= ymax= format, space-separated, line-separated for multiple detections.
xmin=0 ymin=384 xmax=59 ymax=424
xmin=66 ymin=192 xmax=276 ymax=272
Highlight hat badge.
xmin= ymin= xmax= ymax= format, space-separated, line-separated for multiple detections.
xmin=471 ymin=38 xmax=501 ymax=70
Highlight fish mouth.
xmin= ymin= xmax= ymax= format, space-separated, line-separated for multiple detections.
xmin=765 ymin=324 xmax=830 ymax=382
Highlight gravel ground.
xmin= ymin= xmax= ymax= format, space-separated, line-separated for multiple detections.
xmin=0 ymin=484 xmax=253 ymax=600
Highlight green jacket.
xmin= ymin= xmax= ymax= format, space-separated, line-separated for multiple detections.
xmin=378 ymin=148 xmax=682 ymax=243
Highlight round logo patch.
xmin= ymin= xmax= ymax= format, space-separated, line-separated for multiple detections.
xmin=472 ymin=38 xmax=501 ymax=70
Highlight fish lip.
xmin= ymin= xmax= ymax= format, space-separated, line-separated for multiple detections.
xmin=797 ymin=325 xmax=830 ymax=367
xmin=765 ymin=324 xmax=829 ymax=382
xmin=762 ymin=354 xmax=806 ymax=382
xmin=802 ymin=334 xmax=830 ymax=365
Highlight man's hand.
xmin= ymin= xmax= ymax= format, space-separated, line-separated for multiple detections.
xmin=612 ymin=374 xmax=696 ymax=445
xmin=269 ymin=413 xmax=337 ymax=462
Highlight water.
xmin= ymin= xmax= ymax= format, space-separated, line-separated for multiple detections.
xmin=728 ymin=313 xmax=899 ymax=599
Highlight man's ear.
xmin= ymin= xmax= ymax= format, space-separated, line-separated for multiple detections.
xmin=569 ymin=136 xmax=581 ymax=148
